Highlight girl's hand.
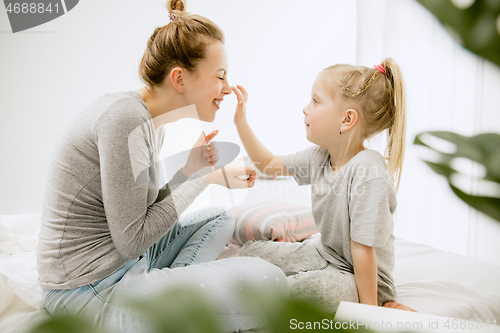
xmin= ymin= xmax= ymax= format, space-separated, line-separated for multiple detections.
xmin=182 ymin=130 xmax=219 ymax=178
xmin=204 ymin=165 xmax=257 ymax=189
xmin=231 ymin=85 xmax=248 ymax=126
xmin=382 ymin=301 xmax=417 ymax=312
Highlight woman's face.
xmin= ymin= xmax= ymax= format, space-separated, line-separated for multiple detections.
xmin=183 ymin=41 xmax=231 ymax=122
xmin=303 ymin=75 xmax=342 ymax=146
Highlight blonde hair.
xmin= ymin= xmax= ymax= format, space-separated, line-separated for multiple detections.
xmin=138 ymin=0 xmax=225 ymax=88
xmin=321 ymin=58 xmax=406 ymax=191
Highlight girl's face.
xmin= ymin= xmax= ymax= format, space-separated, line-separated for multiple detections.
xmin=303 ymin=75 xmax=342 ymax=146
xmin=183 ymin=41 xmax=231 ymax=122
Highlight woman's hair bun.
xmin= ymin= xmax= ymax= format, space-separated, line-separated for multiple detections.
xmin=140 ymin=0 xmax=224 ymax=88
xmin=167 ymin=0 xmax=186 ymax=13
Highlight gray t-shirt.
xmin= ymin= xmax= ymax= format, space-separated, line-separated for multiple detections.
xmin=37 ymin=91 xmax=209 ymax=289
xmin=283 ymin=146 xmax=397 ymax=299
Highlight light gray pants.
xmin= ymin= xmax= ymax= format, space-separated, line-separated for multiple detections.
xmin=240 ymin=238 xmax=392 ymax=314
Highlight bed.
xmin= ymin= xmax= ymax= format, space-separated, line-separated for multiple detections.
xmin=1 ymin=177 xmax=500 ymax=333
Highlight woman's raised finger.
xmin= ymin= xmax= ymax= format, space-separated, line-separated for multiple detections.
xmin=204 ymin=130 xmax=218 ymax=144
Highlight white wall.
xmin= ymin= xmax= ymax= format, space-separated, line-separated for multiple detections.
xmin=0 ymin=0 xmax=356 ymax=214
xmin=1 ymin=0 xmax=499 ymax=264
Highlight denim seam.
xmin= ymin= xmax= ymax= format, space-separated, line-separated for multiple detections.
xmin=186 ymin=215 xmax=225 ymax=266
xmin=56 ymin=305 xmax=68 ymax=316
xmin=148 ymin=208 xmax=224 ymax=270
xmin=148 ymin=226 xmax=191 ymax=270
xmin=43 ymin=289 xmax=59 ymax=304
xmin=186 ymin=231 xmax=207 ymax=265
xmin=88 ymin=285 xmax=107 ymax=303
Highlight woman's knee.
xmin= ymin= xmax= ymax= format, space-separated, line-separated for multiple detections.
xmin=185 ymin=206 xmax=234 ymax=235
xmin=219 ymin=208 xmax=235 ymax=234
xmin=208 ymin=207 xmax=234 ymax=242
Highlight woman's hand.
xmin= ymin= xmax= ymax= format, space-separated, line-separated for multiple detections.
xmin=232 ymin=85 xmax=248 ymax=126
xmin=182 ymin=130 xmax=219 ymax=178
xmin=382 ymin=301 xmax=417 ymax=312
xmin=204 ymin=165 xmax=257 ymax=189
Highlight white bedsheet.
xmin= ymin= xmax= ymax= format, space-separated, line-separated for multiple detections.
xmin=393 ymin=237 xmax=500 ymax=320
xmin=1 ymin=213 xmax=499 ymax=333
xmin=0 ymin=214 xmax=48 ymax=333
xmin=0 ymin=214 xmax=43 ymax=309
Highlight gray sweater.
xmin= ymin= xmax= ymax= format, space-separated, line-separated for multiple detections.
xmin=37 ymin=91 xmax=209 ymax=289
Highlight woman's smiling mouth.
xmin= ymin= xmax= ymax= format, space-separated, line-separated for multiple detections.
xmin=213 ymin=99 xmax=222 ymax=109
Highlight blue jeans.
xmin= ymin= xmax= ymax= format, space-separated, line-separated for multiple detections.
xmin=42 ymin=206 xmax=288 ymax=333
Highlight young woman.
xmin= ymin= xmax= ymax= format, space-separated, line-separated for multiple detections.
xmin=37 ymin=1 xmax=287 ymax=332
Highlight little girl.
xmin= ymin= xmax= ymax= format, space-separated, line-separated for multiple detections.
xmin=232 ymin=58 xmax=417 ymax=314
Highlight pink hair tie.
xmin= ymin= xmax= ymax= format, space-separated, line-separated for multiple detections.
xmin=374 ymin=65 xmax=386 ymax=75
xmin=169 ymin=13 xmax=178 ymax=21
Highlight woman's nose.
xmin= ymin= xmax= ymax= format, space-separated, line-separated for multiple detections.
xmin=222 ymin=80 xmax=231 ymax=95
xmin=303 ymin=108 xmax=308 ymax=116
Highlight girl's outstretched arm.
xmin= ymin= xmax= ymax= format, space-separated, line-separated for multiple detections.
xmin=232 ymin=85 xmax=291 ymax=177
xmin=351 ymin=239 xmax=378 ymax=306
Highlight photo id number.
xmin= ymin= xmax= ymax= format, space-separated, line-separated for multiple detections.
xmin=6 ymin=2 xmax=60 ymax=14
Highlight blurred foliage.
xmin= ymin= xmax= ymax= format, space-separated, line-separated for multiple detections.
xmin=238 ymin=284 xmax=371 ymax=333
xmin=417 ymin=0 xmax=500 ymax=67
xmin=29 ymin=283 xmax=369 ymax=333
xmin=414 ymin=0 xmax=500 ymax=222
xmin=129 ymin=287 xmax=222 ymax=333
xmin=414 ymin=131 xmax=500 ymax=222
xmin=29 ymin=315 xmax=105 ymax=333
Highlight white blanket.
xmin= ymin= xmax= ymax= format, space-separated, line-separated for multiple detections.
xmin=0 ymin=214 xmax=43 ymax=311
xmin=0 ymin=214 xmax=49 ymax=333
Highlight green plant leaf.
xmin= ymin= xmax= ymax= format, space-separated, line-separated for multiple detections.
xmin=417 ymin=0 xmax=500 ymax=68
xmin=450 ymin=184 xmax=500 ymax=221
xmin=128 ymin=287 xmax=222 ymax=333
xmin=414 ymin=131 xmax=500 ymax=222
xmin=238 ymin=283 xmax=328 ymax=333
xmin=422 ymin=160 xmax=457 ymax=178
xmin=237 ymin=283 xmax=372 ymax=332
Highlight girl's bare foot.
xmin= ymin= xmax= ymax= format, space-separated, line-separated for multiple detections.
xmin=382 ymin=301 xmax=417 ymax=312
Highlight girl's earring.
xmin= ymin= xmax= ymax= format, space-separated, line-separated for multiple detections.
xmin=340 ymin=127 xmax=343 ymax=135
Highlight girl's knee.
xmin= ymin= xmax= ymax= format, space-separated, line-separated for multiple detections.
xmin=286 ymin=269 xmax=359 ymax=314
xmin=239 ymin=240 xmax=277 ymax=258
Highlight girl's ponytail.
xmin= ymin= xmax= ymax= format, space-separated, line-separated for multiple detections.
xmin=382 ymin=58 xmax=406 ymax=192
xmin=321 ymin=58 xmax=407 ymax=191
